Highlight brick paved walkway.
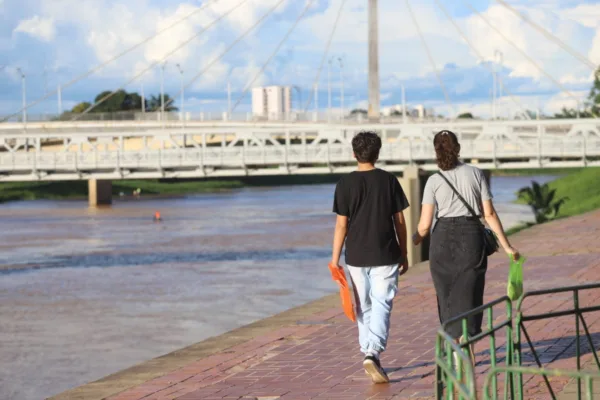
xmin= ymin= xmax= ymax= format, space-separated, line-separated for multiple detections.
xmin=62 ymin=211 xmax=600 ymax=400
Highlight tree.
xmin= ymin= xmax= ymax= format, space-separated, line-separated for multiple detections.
xmin=350 ymin=108 xmax=368 ymax=116
xmin=457 ymin=112 xmax=474 ymax=119
xmin=517 ymin=181 xmax=569 ymax=224
xmin=586 ymin=67 xmax=600 ymax=116
xmin=554 ymin=66 xmax=600 ymax=118
xmin=71 ymin=102 xmax=92 ymax=113
xmin=147 ymin=94 xmax=178 ymax=112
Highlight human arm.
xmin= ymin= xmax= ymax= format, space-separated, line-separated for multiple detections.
xmin=393 ymin=211 xmax=409 ymax=275
xmin=482 ymin=199 xmax=520 ymax=259
xmin=331 ymin=215 xmax=348 ymax=267
xmin=413 ymin=203 xmax=435 ymax=245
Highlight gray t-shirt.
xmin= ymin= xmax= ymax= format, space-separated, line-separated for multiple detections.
xmin=422 ymin=163 xmax=493 ymax=218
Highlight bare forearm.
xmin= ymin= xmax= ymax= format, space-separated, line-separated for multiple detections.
xmin=331 ymin=226 xmax=347 ymax=265
xmin=485 ymin=211 xmax=511 ymax=250
xmin=395 ymin=221 xmax=408 ymax=255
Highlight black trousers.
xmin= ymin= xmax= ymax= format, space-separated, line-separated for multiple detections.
xmin=429 ymin=217 xmax=488 ymax=339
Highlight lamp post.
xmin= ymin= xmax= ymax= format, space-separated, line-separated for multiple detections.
xmin=338 ymin=57 xmax=345 ymax=121
xmin=175 ymin=63 xmax=184 ymax=122
xmin=160 ymin=62 xmax=167 ymax=122
xmin=495 ymin=50 xmax=503 ymax=119
xmin=16 ymin=67 xmax=26 ymax=130
xmin=227 ymin=81 xmax=232 ymax=120
xmin=328 ymin=57 xmax=333 ymax=121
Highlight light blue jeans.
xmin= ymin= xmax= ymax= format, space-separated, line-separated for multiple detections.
xmin=347 ymin=264 xmax=399 ymax=355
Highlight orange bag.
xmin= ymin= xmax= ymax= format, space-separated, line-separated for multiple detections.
xmin=328 ymin=263 xmax=356 ymax=322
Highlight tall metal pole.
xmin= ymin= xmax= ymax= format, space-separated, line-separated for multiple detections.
xmin=17 ymin=68 xmax=26 ymax=129
xmin=141 ymin=82 xmax=145 ymax=114
xmin=338 ymin=57 xmax=344 ymax=122
xmin=160 ymin=62 xmax=166 ymax=122
xmin=401 ymin=84 xmax=407 ymax=124
xmin=368 ymin=0 xmax=380 ymax=120
xmin=176 ymin=64 xmax=184 ymax=122
xmin=313 ymin=83 xmax=318 ymax=121
xmin=328 ymin=58 xmax=332 ymax=121
xmin=227 ymin=81 xmax=232 ymax=118
xmin=495 ymin=50 xmax=503 ymax=119
xmin=57 ymin=85 xmax=62 ymax=115
xmin=492 ymin=58 xmax=497 ymax=120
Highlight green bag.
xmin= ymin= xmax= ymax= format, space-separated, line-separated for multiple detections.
xmin=507 ymin=255 xmax=525 ymax=301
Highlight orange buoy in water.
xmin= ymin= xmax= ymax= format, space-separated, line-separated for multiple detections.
xmin=154 ymin=211 xmax=162 ymax=222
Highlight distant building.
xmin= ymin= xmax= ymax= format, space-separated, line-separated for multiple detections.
xmin=252 ymin=86 xmax=292 ymax=120
xmin=381 ymin=104 xmax=435 ymax=120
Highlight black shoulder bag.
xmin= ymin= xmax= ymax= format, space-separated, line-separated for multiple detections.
xmin=436 ymin=172 xmax=499 ymax=256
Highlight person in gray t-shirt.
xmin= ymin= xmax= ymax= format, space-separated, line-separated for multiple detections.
xmin=412 ymin=130 xmax=519 ymax=364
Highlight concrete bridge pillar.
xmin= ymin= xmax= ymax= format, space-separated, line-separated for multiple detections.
xmin=399 ymin=165 xmax=426 ymax=266
xmin=88 ymin=179 xmax=112 ymax=207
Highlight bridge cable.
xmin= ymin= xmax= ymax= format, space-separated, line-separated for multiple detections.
xmin=231 ymin=0 xmax=316 ymax=112
xmin=72 ymin=0 xmax=251 ymax=120
xmin=160 ymin=0 xmax=290 ymax=111
xmin=404 ymin=0 xmax=456 ymax=119
xmin=432 ymin=0 xmax=531 ymax=119
xmin=301 ymin=0 xmax=350 ymax=113
xmin=461 ymin=0 xmax=597 ymax=118
xmin=0 ymin=0 xmax=220 ymax=123
xmin=493 ymin=0 xmax=597 ymax=72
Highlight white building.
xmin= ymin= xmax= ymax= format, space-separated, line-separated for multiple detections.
xmin=252 ymin=86 xmax=292 ymax=120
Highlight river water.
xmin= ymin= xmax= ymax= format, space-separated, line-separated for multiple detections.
xmin=0 ymin=175 xmax=554 ymax=399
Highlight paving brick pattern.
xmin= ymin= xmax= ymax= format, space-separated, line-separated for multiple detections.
xmin=109 ymin=211 xmax=600 ymax=400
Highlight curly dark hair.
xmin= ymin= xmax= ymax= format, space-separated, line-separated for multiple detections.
xmin=434 ymin=130 xmax=461 ymax=171
xmin=352 ymin=131 xmax=381 ymax=164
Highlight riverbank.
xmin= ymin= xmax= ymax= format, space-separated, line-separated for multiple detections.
xmin=506 ymin=166 xmax=600 ymax=235
xmin=52 ymin=209 xmax=600 ymax=400
xmin=0 ymin=167 xmax=575 ymax=204
xmin=0 ymin=174 xmax=348 ymax=204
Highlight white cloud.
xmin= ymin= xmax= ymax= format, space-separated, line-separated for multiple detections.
xmin=14 ymin=15 xmax=56 ymax=42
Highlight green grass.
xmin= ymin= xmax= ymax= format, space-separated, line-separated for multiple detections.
xmin=0 ymin=179 xmax=244 ymax=203
xmin=544 ymin=167 xmax=600 ymax=218
xmin=492 ymin=167 xmax=584 ymax=177
xmin=507 ymin=167 xmax=599 ymax=235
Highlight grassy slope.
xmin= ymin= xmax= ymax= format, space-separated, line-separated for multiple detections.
xmin=507 ymin=167 xmax=600 ymax=236
xmin=546 ymin=167 xmax=600 ymax=218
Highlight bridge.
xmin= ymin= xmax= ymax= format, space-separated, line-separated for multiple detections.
xmin=1 ymin=119 xmax=598 ymax=192
xmin=2 ymin=0 xmax=599 ymax=206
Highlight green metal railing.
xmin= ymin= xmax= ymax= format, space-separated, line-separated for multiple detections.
xmin=435 ymin=296 xmax=514 ymax=400
xmin=515 ymin=283 xmax=600 ymax=400
xmin=484 ymin=367 xmax=600 ymax=400
xmin=435 ymin=283 xmax=600 ymax=399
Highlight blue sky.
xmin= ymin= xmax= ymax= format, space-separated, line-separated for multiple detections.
xmin=1 ymin=0 xmax=600 ymax=118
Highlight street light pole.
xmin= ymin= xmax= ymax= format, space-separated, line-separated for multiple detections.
xmin=338 ymin=57 xmax=344 ymax=122
xmin=141 ymin=82 xmax=145 ymax=114
xmin=495 ymin=50 xmax=503 ymax=118
xmin=57 ymin=85 xmax=62 ymax=115
xmin=327 ymin=58 xmax=332 ymax=122
xmin=16 ymin=68 xmax=26 ymax=130
xmin=313 ymin=83 xmax=318 ymax=121
xmin=401 ymin=84 xmax=407 ymax=124
xmin=160 ymin=62 xmax=167 ymax=122
xmin=227 ymin=81 xmax=232 ymax=119
xmin=175 ymin=63 xmax=184 ymax=123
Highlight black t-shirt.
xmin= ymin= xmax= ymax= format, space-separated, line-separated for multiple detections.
xmin=333 ymin=168 xmax=410 ymax=267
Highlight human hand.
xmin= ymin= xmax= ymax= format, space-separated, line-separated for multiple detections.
xmin=399 ymin=260 xmax=409 ymax=276
xmin=505 ymin=246 xmax=520 ymax=261
xmin=329 ymin=260 xmax=342 ymax=269
xmin=412 ymin=232 xmax=423 ymax=246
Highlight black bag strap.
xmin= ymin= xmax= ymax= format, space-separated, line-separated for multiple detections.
xmin=436 ymin=172 xmax=480 ymax=218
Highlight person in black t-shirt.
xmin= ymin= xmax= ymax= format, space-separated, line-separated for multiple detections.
xmin=331 ymin=131 xmax=410 ymax=384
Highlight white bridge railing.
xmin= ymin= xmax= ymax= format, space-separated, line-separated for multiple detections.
xmin=0 ymin=121 xmax=598 ymax=181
